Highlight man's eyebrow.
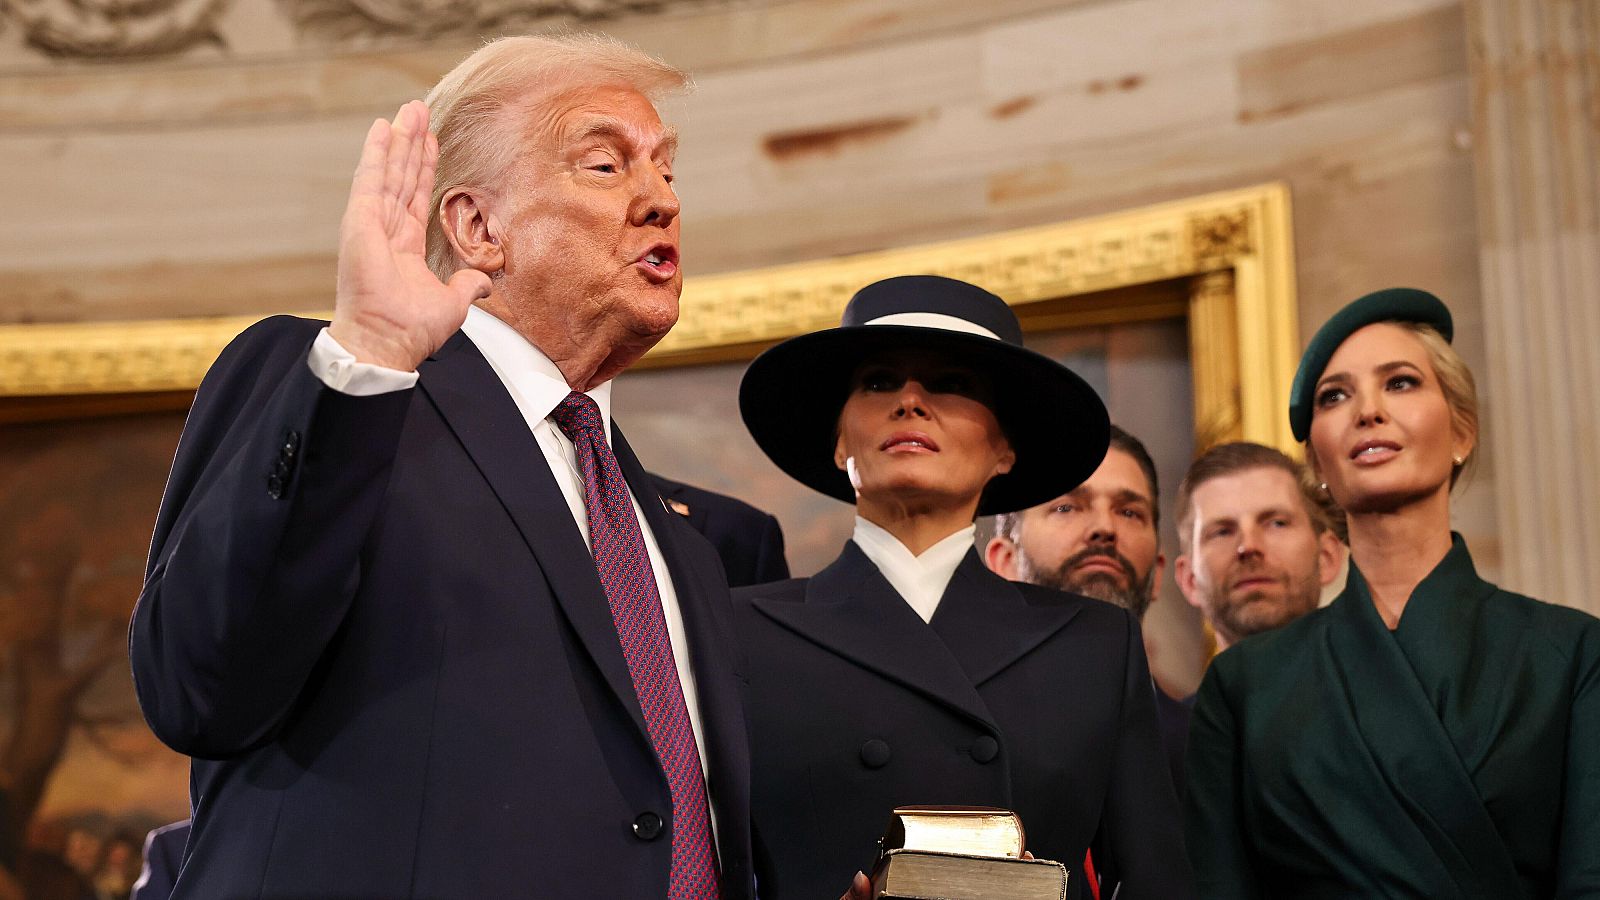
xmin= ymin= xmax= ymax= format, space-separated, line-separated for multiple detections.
xmin=565 ymin=117 xmax=678 ymax=158
xmin=1113 ymin=488 xmax=1152 ymax=507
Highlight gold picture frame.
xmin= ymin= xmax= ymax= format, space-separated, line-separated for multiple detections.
xmin=0 ymin=183 xmax=1298 ymax=450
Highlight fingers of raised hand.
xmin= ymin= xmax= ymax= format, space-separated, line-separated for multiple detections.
xmin=349 ymin=117 xmax=392 ymax=211
xmin=408 ymin=130 xmax=440 ymax=226
xmin=447 ymin=267 xmax=493 ymax=307
xmin=393 ymin=102 xmax=429 ymax=227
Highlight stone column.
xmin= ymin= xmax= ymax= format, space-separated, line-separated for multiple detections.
xmin=1466 ymin=0 xmax=1600 ymax=613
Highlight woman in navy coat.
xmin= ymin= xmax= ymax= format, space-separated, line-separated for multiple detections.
xmin=732 ymin=276 xmax=1192 ymax=900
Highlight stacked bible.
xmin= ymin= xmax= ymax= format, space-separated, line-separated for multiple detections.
xmin=869 ymin=806 xmax=1068 ymax=900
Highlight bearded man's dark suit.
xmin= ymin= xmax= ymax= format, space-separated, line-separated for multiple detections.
xmin=732 ymin=542 xmax=1192 ymax=900
xmin=129 ymin=316 xmax=754 ymax=899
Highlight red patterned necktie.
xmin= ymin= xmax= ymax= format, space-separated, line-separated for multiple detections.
xmin=551 ymin=391 xmax=722 ymax=900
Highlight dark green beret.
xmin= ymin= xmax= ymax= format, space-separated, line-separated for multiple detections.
xmin=1288 ymin=287 xmax=1454 ymax=441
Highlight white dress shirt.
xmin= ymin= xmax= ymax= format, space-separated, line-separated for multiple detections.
xmin=850 ymin=516 xmax=977 ymax=623
xmin=307 ymin=307 xmax=715 ymax=793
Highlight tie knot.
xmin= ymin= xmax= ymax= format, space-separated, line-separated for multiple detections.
xmin=551 ymin=390 xmax=604 ymax=443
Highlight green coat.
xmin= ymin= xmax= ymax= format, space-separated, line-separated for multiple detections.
xmin=1185 ymin=535 xmax=1600 ymax=898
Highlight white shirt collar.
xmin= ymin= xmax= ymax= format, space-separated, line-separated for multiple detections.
xmin=460 ymin=305 xmax=613 ymax=430
xmin=851 ymin=516 xmax=977 ymax=624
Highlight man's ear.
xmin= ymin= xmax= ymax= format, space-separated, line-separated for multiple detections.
xmin=1150 ymin=551 xmax=1167 ymax=602
xmin=440 ymin=188 xmax=504 ymax=274
xmin=1175 ymin=555 xmax=1202 ymax=609
xmin=1316 ymin=531 xmax=1345 ymax=587
xmin=984 ymin=536 xmax=1019 ymax=579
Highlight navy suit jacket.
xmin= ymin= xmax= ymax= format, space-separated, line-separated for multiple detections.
xmin=732 ymin=544 xmax=1192 ymax=900
xmin=129 ymin=316 xmax=754 ymax=899
xmin=1154 ymin=687 xmax=1194 ymax=799
xmin=650 ymin=475 xmax=789 ymax=588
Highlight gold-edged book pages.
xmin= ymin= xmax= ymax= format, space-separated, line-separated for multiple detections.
xmin=871 ymin=807 xmax=1067 ymax=900
xmin=880 ymin=806 xmax=1025 ymax=859
xmin=870 ymin=850 xmax=1067 ymax=900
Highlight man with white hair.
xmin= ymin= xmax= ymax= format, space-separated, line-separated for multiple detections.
xmin=129 ymin=35 xmax=753 ymax=899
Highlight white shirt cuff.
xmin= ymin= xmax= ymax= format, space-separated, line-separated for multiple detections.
xmin=307 ymin=328 xmax=419 ymax=395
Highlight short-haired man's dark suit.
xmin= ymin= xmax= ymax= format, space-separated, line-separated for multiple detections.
xmin=1153 ymin=688 xmax=1194 ymax=798
xmin=129 ymin=317 xmax=754 ymax=899
xmin=651 ymin=475 xmax=789 ymax=588
xmin=733 ymin=544 xmax=1192 ymax=900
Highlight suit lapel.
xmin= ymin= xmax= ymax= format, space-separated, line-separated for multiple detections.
xmin=751 ymin=543 xmax=999 ymax=733
xmin=930 ymin=552 xmax=1082 ymax=686
xmin=614 ymin=427 xmax=754 ymax=897
xmin=417 ymin=333 xmax=647 ymax=739
xmin=614 ymin=427 xmax=749 ymax=746
xmin=652 ymin=475 xmax=704 ymax=528
xmin=1326 ymin=563 xmax=1521 ymax=892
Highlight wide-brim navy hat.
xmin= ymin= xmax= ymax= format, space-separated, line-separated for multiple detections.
xmin=738 ymin=275 xmax=1110 ymax=516
xmin=1289 ymin=287 xmax=1454 ymax=441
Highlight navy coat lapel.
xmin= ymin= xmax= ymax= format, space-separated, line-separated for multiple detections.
xmin=1325 ymin=554 xmax=1521 ymax=892
xmin=750 ymin=543 xmax=999 ymax=733
xmin=612 ymin=428 xmax=752 ymax=810
xmin=416 ymin=332 xmax=648 ymax=740
xmin=930 ymin=552 xmax=1083 ymax=686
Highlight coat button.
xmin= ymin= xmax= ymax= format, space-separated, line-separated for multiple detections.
xmin=859 ymin=739 xmax=891 ymax=769
xmin=632 ymin=812 xmax=664 ymax=841
xmin=970 ymin=735 xmax=999 ymax=763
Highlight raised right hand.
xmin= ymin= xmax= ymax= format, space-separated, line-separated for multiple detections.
xmin=330 ymin=100 xmax=492 ymax=371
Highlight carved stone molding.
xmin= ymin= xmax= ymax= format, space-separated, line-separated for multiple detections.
xmin=284 ymin=0 xmax=764 ymax=41
xmin=2 ymin=0 xmax=229 ymax=58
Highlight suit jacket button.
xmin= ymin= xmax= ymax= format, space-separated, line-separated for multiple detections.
xmin=970 ymin=735 xmax=999 ymax=763
xmin=859 ymin=739 xmax=891 ymax=769
xmin=633 ymin=812 xmax=664 ymax=841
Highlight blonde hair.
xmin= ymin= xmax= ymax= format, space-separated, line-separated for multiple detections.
xmin=1400 ymin=321 xmax=1479 ymax=487
xmin=423 ymin=33 xmax=690 ymax=279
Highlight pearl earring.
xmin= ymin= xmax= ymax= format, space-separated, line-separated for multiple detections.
xmin=1453 ymin=455 xmax=1464 ymax=466
xmin=1319 ymin=482 xmax=1328 ymax=492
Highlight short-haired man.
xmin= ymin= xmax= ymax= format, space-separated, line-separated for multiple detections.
xmin=1174 ymin=442 xmax=1343 ymax=654
xmin=984 ymin=426 xmax=1189 ymax=794
xmin=129 ymin=35 xmax=753 ymax=899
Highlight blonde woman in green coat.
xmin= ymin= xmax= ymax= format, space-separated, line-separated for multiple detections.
xmin=1185 ymin=288 xmax=1600 ymax=897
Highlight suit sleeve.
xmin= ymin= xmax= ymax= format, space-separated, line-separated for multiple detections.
xmin=1094 ymin=614 xmax=1195 ymax=900
xmin=1556 ymin=620 xmax=1600 ymax=893
xmin=1184 ymin=658 xmax=1263 ymax=900
xmin=751 ymin=513 xmax=790 ymax=585
xmin=129 ymin=316 xmax=413 ymax=759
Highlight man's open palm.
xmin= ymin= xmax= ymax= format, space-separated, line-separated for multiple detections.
xmin=331 ymin=100 xmax=491 ymax=371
